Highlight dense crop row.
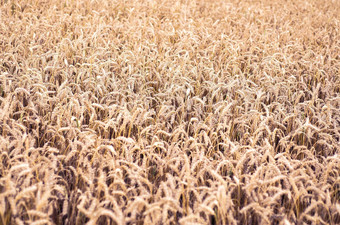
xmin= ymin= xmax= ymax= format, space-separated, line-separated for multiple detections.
xmin=0 ymin=0 xmax=339 ymax=224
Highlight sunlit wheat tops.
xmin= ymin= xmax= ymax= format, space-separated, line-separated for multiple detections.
xmin=0 ymin=0 xmax=339 ymax=224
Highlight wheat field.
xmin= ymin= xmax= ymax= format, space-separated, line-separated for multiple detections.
xmin=0 ymin=0 xmax=339 ymax=224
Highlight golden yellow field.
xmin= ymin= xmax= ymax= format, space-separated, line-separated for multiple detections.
xmin=0 ymin=0 xmax=339 ymax=224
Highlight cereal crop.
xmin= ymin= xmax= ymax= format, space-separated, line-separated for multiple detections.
xmin=0 ymin=0 xmax=339 ymax=224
